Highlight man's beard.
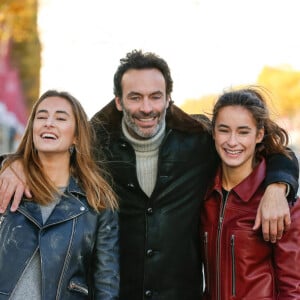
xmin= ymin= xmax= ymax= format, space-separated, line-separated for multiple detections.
xmin=122 ymin=106 xmax=167 ymax=139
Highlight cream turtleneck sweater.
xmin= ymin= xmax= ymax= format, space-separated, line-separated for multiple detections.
xmin=122 ymin=119 xmax=166 ymax=197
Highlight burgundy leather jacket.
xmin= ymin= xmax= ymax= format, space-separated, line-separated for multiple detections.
xmin=200 ymin=158 xmax=300 ymax=300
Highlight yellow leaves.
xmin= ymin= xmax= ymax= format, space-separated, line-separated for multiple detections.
xmin=180 ymin=66 xmax=300 ymax=119
xmin=181 ymin=94 xmax=217 ymax=116
xmin=258 ymin=66 xmax=300 ymax=116
xmin=1 ymin=0 xmax=40 ymax=110
xmin=0 ymin=0 xmax=37 ymax=43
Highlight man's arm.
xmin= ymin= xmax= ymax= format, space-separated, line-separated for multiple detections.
xmin=253 ymin=151 xmax=299 ymax=243
xmin=0 ymin=159 xmax=31 ymax=213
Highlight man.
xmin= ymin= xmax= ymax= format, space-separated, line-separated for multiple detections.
xmin=0 ymin=50 xmax=299 ymax=299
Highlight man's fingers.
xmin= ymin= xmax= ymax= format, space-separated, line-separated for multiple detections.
xmin=253 ymin=209 xmax=262 ymax=231
xmin=269 ymin=217 xmax=279 ymax=243
xmin=24 ymin=186 xmax=32 ymax=199
xmin=0 ymin=164 xmax=27 ymax=213
xmin=11 ymin=184 xmax=26 ymax=212
xmin=275 ymin=216 xmax=284 ymax=241
xmin=261 ymin=213 xmax=290 ymax=242
xmin=0 ymin=181 xmax=17 ymax=213
xmin=283 ymin=213 xmax=291 ymax=232
xmin=262 ymin=219 xmax=270 ymax=242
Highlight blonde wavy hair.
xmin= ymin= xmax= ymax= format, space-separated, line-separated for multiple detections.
xmin=2 ymin=90 xmax=117 ymax=211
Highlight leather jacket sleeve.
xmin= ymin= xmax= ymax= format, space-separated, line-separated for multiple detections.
xmin=265 ymin=150 xmax=299 ymax=202
xmin=274 ymin=198 xmax=300 ymax=299
xmin=94 ymin=208 xmax=120 ymax=299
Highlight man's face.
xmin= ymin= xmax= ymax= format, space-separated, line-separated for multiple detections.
xmin=115 ymin=68 xmax=170 ymax=140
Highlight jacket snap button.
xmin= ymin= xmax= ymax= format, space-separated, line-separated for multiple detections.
xmin=146 ymin=207 xmax=153 ymax=214
xmin=127 ymin=183 xmax=135 ymax=189
xmin=146 ymin=249 xmax=154 ymax=257
xmin=145 ymin=290 xmax=152 ymax=297
xmin=120 ymin=143 xmax=127 ymax=148
xmin=80 ymin=206 xmax=85 ymax=211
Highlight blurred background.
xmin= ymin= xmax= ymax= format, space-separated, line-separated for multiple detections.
xmin=1 ymin=0 xmax=300 ymax=164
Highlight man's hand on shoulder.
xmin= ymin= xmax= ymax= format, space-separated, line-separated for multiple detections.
xmin=0 ymin=161 xmax=31 ymax=213
xmin=253 ymin=183 xmax=290 ymax=243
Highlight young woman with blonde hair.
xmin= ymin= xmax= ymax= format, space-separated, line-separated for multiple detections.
xmin=0 ymin=90 xmax=119 ymax=299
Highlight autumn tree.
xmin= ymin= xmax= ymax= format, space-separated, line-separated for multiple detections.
xmin=181 ymin=94 xmax=217 ymax=117
xmin=258 ymin=66 xmax=300 ymax=116
xmin=0 ymin=0 xmax=41 ymax=109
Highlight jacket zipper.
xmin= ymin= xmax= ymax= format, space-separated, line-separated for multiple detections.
xmin=68 ymin=282 xmax=88 ymax=295
xmin=216 ymin=190 xmax=229 ymax=300
xmin=204 ymin=231 xmax=209 ymax=293
xmin=231 ymin=234 xmax=236 ymax=296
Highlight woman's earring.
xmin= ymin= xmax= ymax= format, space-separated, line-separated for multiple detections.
xmin=69 ymin=145 xmax=75 ymax=155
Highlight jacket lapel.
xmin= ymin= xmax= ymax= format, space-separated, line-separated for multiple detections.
xmin=43 ymin=193 xmax=89 ymax=227
xmin=17 ymin=177 xmax=90 ymax=227
xmin=18 ymin=200 xmax=43 ymax=227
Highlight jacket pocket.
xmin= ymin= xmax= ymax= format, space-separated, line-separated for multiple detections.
xmin=68 ymin=280 xmax=89 ymax=296
xmin=230 ymin=234 xmax=236 ymax=296
xmin=203 ymin=231 xmax=210 ymax=293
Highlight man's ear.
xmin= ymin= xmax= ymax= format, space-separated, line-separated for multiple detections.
xmin=115 ymin=97 xmax=123 ymax=112
xmin=166 ymin=96 xmax=171 ymax=109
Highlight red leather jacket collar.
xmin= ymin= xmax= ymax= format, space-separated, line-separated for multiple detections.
xmin=206 ymin=158 xmax=266 ymax=203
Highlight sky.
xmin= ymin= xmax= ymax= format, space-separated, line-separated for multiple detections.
xmin=38 ymin=0 xmax=300 ymax=118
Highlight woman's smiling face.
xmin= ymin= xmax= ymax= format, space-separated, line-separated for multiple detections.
xmin=33 ymin=96 xmax=76 ymax=156
xmin=213 ymin=105 xmax=264 ymax=171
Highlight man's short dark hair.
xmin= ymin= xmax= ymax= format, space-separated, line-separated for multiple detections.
xmin=113 ymin=49 xmax=173 ymax=98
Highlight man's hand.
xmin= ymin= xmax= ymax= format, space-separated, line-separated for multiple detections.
xmin=253 ymin=183 xmax=290 ymax=243
xmin=0 ymin=160 xmax=31 ymax=213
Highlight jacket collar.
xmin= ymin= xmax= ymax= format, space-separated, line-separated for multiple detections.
xmin=90 ymin=99 xmax=209 ymax=135
xmin=66 ymin=176 xmax=85 ymax=196
xmin=206 ymin=158 xmax=266 ymax=203
xmin=18 ymin=177 xmax=89 ymax=227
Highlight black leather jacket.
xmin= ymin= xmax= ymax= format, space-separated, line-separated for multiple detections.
xmin=91 ymin=100 xmax=299 ymax=300
xmin=0 ymin=177 xmax=119 ymax=299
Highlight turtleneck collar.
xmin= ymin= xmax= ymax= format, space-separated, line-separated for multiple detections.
xmin=121 ymin=118 xmax=166 ymax=152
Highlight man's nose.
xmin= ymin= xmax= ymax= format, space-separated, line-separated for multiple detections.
xmin=140 ymin=98 xmax=152 ymax=113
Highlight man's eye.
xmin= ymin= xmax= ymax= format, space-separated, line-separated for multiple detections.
xmin=239 ymin=131 xmax=250 ymax=135
xmin=151 ymin=95 xmax=162 ymax=100
xmin=129 ymin=96 xmax=139 ymax=101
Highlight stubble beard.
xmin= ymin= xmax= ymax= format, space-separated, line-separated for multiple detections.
xmin=122 ymin=106 xmax=167 ymax=139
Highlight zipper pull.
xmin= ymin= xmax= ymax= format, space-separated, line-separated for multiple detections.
xmin=219 ymin=216 xmax=223 ymax=225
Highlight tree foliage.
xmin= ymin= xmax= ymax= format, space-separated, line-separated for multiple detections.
xmin=258 ymin=66 xmax=300 ymax=116
xmin=181 ymin=66 xmax=300 ymax=119
xmin=0 ymin=0 xmax=41 ymax=108
xmin=180 ymin=94 xmax=217 ymax=117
